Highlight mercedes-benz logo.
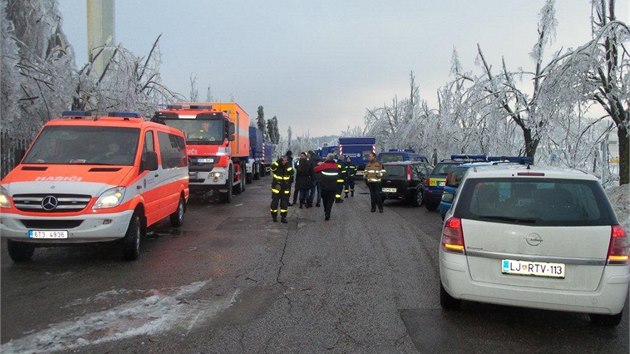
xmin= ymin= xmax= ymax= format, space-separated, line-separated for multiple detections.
xmin=41 ymin=195 xmax=58 ymax=211
xmin=525 ymin=233 xmax=543 ymax=246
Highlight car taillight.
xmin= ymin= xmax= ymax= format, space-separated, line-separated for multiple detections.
xmin=442 ymin=217 xmax=465 ymax=253
xmin=407 ymin=165 xmax=412 ymax=181
xmin=607 ymin=225 xmax=629 ymax=264
xmin=425 ymin=177 xmax=430 ymax=186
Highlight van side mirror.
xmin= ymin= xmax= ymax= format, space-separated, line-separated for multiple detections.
xmin=142 ymin=151 xmax=159 ymax=171
xmin=228 ymin=122 xmax=235 ymax=141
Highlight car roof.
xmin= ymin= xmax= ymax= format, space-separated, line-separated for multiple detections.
xmin=462 ymin=164 xmax=598 ymax=181
xmin=383 ymin=160 xmax=426 ymax=165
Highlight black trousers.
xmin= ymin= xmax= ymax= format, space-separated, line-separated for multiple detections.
xmin=271 ymin=192 xmax=289 ymax=218
xmin=344 ymin=178 xmax=355 ymax=194
xmin=321 ymin=190 xmax=336 ymax=217
xmin=298 ymin=187 xmax=310 ymax=205
xmin=308 ymin=180 xmax=321 ymax=205
xmin=367 ymin=182 xmax=383 ymax=210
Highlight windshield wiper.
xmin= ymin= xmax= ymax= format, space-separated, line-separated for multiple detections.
xmin=478 ymin=215 xmax=538 ymax=224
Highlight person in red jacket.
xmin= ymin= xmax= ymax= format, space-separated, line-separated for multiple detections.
xmin=313 ymin=153 xmax=341 ymax=221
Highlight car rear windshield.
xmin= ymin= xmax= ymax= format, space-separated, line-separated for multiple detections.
xmin=432 ymin=162 xmax=457 ymax=175
xmin=384 ymin=165 xmax=406 ymax=177
xmin=380 ymin=153 xmax=404 ymax=163
xmin=454 ymin=178 xmax=616 ymax=226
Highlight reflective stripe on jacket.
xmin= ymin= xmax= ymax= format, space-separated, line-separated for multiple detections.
xmin=364 ymin=161 xmax=385 ymax=183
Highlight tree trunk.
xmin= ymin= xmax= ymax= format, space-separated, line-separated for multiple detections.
xmin=523 ymin=127 xmax=538 ymax=162
xmin=617 ymin=125 xmax=629 ymax=185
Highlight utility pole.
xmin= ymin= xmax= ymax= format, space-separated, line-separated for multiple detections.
xmin=87 ymin=0 xmax=115 ymax=78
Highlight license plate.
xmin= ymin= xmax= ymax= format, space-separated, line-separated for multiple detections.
xmin=28 ymin=230 xmax=68 ymax=239
xmin=438 ymin=181 xmax=445 ymax=187
xmin=502 ymin=259 xmax=565 ymax=278
xmin=382 ymin=188 xmax=397 ymax=193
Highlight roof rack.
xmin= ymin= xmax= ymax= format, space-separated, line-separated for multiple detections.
xmin=450 ymin=154 xmax=486 ymax=161
xmin=487 ymin=156 xmax=533 ymax=165
xmin=62 ymin=111 xmax=92 ymax=117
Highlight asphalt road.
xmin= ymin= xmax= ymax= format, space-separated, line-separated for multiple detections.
xmin=1 ymin=176 xmax=628 ymax=353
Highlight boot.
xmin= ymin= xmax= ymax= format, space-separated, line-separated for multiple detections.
xmin=351 ymin=191 xmax=354 ymax=197
xmin=344 ymin=193 xmax=348 ymax=198
xmin=281 ymin=217 xmax=288 ymax=224
xmin=272 ymin=214 xmax=278 ymax=222
xmin=316 ymin=203 xmax=320 ymax=207
xmin=325 ymin=214 xmax=330 ymax=221
xmin=299 ymin=203 xmax=303 ymax=209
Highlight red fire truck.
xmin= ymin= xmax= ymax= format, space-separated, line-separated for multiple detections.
xmin=153 ymin=103 xmax=250 ymax=203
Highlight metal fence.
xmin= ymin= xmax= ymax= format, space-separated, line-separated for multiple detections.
xmin=1 ymin=131 xmax=31 ymax=179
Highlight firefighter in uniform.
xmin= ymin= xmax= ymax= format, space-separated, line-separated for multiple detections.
xmin=270 ymin=155 xmax=294 ymax=223
xmin=344 ymin=155 xmax=357 ymax=198
xmin=335 ymin=153 xmax=347 ymax=203
xmin=364 ymin=152 xmax=386 ymax=213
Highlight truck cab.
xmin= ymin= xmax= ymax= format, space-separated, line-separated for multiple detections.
xmin=153 ymin=103 xmax=250 ymax=203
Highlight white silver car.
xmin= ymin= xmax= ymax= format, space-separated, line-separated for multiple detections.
xmin=439 ymin=165 xmax=629 ymax=326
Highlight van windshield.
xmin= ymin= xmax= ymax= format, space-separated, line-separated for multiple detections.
xmin=161 ymin=119 xmax=225 ymax=145
xmin=23 ymin=126 xmax=140 ymax=165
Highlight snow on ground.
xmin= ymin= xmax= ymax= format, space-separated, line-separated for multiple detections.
xmin=0 ymin=281 xmax=240 ymax=354
xmin=605 ymin=184 xmax=630 ymax=232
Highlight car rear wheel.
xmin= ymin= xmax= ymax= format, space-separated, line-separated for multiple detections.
xmin=169 ymin=196 xmax=185 ymax=227
xmin=589 ymin=311 xmax=623 ymax=326
xmin=7 ymin=240 xmax=35 ymax=262
xmin=425 ymin=200 xmax=439 ymax=211
xmin=412 ymin=187 xmax=424 ymax=206
xmin=440 ymin=282 xmax=461 ymax=310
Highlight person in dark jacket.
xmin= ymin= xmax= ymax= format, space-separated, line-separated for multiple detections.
xmin=314 ymin=153 xmax=340 ymax=220
xmin=307 ymin=150 xmax=321 ymax=207
xmin=270 ymin=155 xmax=294 ymax=223
xmin=344 ymin=156 xmax=357 ymax=198
xmin=294 ymin=152 xmax=313 ymax=208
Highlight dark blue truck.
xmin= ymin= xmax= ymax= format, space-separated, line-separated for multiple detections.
xmin=338 ymin=137 xmax=376 ymax=177
xmin=247 ymin=126 xmax=274 ymax=182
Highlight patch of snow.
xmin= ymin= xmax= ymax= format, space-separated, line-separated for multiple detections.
xmin=1 ymin=281 xmax=239 ymax=354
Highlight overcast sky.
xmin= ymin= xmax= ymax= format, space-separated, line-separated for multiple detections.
xmin=57 ymin=0 xmax=629 ymax=137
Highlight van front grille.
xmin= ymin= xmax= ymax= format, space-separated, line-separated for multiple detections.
xmin=13 ymin=194 xmax=92 ymax=212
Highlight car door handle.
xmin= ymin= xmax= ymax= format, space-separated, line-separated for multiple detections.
xmin=154 ymin=173 xmax=159 ymax=177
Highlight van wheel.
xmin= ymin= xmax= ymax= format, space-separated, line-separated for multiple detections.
xmin=412 ymin=188 xmax=424 ymax=206
xmin=7 ymin=240 xmax=35 ymax=262
xmin=440 ymin=282 xmax=461 ymax=310
xmin=589 ymin=312 xmax=623 ymax=326
xmin=122 ymin=213 xmax=142 ymax=261
xmin=220 ymin=170 xmax=233 ymax=203
xmin=170 ymin=197 xmax=185 ymax=227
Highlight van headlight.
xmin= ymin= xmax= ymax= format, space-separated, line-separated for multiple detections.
xmin=0 ymin=186 xmax=11 ymax=208
xmin=93 ymin=187 xmax=126 ymax=210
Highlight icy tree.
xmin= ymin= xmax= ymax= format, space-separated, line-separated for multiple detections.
xmin=73 ymin=34 xmax=182 ymax=117
xmin=469 ymin=0 xmax=562 ymax=162
xmin=256 ymin=105 xmax=267 ymax=140
xmin=1 ymin=0 xmax=77 ymax=139
xmin=548 ymin=0 xmax=629 ymax=184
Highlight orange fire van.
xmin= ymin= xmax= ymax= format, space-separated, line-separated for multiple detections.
xmin=0 ymin=111 xmax=189 ymax=261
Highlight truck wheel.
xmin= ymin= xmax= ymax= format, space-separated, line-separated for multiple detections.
xmin=241 ymin=163 xmax=246 ymax=192
xmin=122 ymin=212 xmax=142 ymax=261
xmin=169 ymin=196 xmax=185 ymax=227
xmin=7 ymin=240 xmax=35 ymax=262
xmin=220 ymin=170 xmax=233 ymax=203
xmin=246 ymin=173 xmax=253 ymax=184
xmin=233 ymin=165 xmax=243 ymax=195
xmin=253 ymin=163 xmax=260 ymax=180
